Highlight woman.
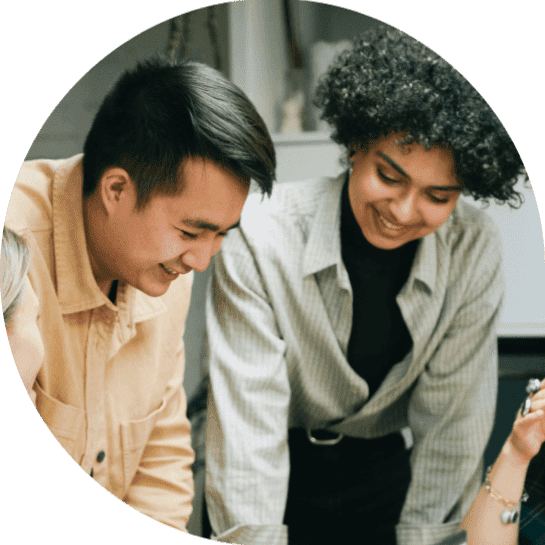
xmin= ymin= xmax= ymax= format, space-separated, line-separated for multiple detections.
xmin=1 ymin=227 xmax=43 ymax=401
xmin=204 ymin=28 xmax=527 ymax=545
xmin=461 ymin=380 xmax=545 ymax=544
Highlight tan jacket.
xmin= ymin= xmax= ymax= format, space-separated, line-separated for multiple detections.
xmin=5 ymin=155 xmax=194 ymax=530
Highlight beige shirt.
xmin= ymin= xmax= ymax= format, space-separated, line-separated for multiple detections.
xmin=6 ymin=155 xmax=194 ymax=530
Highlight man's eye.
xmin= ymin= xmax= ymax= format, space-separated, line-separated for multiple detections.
xmin=179 ymin=230 xmax=198 ymax=240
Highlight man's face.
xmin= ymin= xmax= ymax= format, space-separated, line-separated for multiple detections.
xmin=103 ymin=157 xmax=249 ymax=297
xmin=348 ymin=133 xmax=462 ymax=250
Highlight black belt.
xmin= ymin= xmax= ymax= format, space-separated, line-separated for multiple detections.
xmin=306 ymin=428 xmax=344 ymax=445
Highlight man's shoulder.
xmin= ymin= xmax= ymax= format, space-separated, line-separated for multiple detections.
xmin=6 ymin=155 xmax=82 ymax=235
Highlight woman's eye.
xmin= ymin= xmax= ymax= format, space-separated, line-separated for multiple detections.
xmin=377 ymin=168 xmax=398 ymax=184
xmin=428 ymin=193 xmax=449 ymax=204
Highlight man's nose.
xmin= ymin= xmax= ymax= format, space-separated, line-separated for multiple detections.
xmin=181 ymin=240 xmax=219 ymax=273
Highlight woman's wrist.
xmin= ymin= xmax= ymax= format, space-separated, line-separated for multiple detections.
xmin=503 ymin=433 xmax=534 ymax=469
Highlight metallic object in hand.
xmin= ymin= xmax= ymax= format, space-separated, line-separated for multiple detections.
xmin=526 ymin=378 xmax=541 ymax=395
xmin=521 ymin=378 xmax=541 ymax=417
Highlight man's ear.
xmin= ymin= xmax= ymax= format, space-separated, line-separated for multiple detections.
xmin=99 ymin=168 xmax=135 ymax=214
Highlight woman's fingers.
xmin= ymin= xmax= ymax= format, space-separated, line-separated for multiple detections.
xmin=519 ymin=409 xmax=545 ymax=424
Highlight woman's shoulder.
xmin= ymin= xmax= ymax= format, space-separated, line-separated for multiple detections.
xmin=244 ymin=176 xmax=337 ymax=219
xmin=240 ymin=176 xmax=341 ymax=243
xmin=446 ymin=198 xmax=502 ymax=246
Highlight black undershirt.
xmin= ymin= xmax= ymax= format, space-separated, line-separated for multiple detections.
xmin=340 ymin=179 xmax=418 ymax=397
xmin=108 ymin=280 xmax=118 ymax=305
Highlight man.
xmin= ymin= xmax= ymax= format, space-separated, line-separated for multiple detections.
xmin=5 ymin=58 xmax=275 ymax=531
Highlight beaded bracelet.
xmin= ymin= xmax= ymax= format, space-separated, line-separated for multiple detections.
xmin=484 ymin=466 xmax=529 ymax=524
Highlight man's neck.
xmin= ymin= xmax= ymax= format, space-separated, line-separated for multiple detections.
xmin=82 ymin=193 xmax=117 ymax=297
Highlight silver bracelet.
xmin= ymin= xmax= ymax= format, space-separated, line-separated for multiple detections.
xmin=484 ymin=465 xmax=529 ymax=524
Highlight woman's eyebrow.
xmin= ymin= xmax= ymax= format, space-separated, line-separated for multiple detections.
xmin=431 ymin=185 xmax=463 ymax=191
xmin=376 ymin=152 xmax=463 ymax=191
xmin=376 ymin=152 xmax=408 ymax=177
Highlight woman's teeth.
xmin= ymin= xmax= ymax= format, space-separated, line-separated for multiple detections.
xmin=378 ymin=213 xmax=405 ymax=231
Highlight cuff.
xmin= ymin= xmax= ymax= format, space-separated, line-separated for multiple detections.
xmin=396 ymin=521 xmax=462 ymax=545
xmin=212 ymin=524 xmax=287 ymax=545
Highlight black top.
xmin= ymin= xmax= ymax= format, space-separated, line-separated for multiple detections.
xmin=340 ymin=179 xmax=418 ymax=397
xmin=108 ymin=279 xmax=118 ymax=305
xmin=519 ymin=445 xmax=545 ymax=544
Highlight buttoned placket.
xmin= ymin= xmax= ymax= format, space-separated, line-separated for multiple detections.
xmin=81 ymin=283 xmax=138 ymax=484
xmin=81 ymin=304 xmax=116 ymax=485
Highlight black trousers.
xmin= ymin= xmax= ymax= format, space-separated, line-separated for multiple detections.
xmin=283 ymin=429 xmax=412 ymax=545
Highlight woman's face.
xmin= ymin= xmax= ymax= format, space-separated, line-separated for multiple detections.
xmin=7 ymin=277 xmax=44 ymax=396
xmin=348 ymin=133 xmax=463 ymax=250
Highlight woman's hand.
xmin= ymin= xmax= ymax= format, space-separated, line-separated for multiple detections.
xmin=507 ymin=379 xmax=545 ymax=465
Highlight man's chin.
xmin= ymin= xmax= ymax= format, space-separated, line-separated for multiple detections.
xmin=135 ymin=280 xmax=172 ymax=298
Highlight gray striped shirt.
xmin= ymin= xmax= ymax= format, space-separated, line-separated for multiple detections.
xmin=205 ymin=172 xmax=503 ymax=545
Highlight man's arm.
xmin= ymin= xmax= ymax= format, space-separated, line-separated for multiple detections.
xmin=205 ymin=228 xmax=291 ymax=545
xmin=397 ymin=226 xmax=504 ymax=545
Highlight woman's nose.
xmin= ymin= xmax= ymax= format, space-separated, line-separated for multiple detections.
xmin=390 ymin=192 xmax=418 ymax=224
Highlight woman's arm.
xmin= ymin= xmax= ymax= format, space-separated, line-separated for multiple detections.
xmin=461 ymin=380 xmax=545 ymax=545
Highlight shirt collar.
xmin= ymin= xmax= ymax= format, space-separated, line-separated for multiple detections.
xmin=51 ymin=154 xmax=166 ymax=321
xmin=301 ymin=169 xmax=456 ymax=294
xmin=407 ymin=232 xmax=437 ymax=292
xmin=302 ymin=172 xmax=346 ymax=277
xmin=405 ymin=206 xmax=455 ymax=293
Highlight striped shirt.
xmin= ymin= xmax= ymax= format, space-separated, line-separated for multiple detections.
xmin=205 ymin=172 xmax=503 ymax=545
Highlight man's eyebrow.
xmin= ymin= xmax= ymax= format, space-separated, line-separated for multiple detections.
xmin=376 ymin=152 xmax=408 ymax=178
xmin=182 ymin=219 xmax=241 ymax=232
xmin=377 ymin=151 xmax=464 ymax=191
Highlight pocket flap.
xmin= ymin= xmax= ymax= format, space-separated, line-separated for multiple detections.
xmin=34 ymin=381 xmax=86 ymax=461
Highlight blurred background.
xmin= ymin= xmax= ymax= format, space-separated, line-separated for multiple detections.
xmin=21 ymin=0 xmax=545 ymax=536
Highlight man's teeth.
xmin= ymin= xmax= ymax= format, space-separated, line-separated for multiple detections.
xmin=161 ymin=264 xmax=178 ymax=275
xmin=378 ymin=213 xmax=404 ymax=230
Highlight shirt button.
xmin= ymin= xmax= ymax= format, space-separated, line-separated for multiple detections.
xmin=96 ymin=451 xmax=106 ymax=463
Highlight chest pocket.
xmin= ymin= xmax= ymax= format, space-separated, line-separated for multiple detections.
xmin=34 ymin=381 xmax=86 ymax=464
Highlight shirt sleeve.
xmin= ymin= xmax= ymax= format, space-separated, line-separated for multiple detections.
xmin=396 ymin=226 xmax=504 ymax=545
xmin=123 ymin=358 xmax=195 ymax=531
xmin=205 ymin=228 xmax=290 ymax=545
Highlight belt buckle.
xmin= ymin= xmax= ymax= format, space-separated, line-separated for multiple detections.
xmin=306 ymin=427 xmax=344 ymax=446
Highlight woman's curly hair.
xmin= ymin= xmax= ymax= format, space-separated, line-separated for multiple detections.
xmin=314 ymin=28 xmax=527 ymax=206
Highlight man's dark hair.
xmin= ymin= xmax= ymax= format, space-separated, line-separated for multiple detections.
xmin=314 ymin=28 xmax=527 ymax=206
xmin=83 ymin=58 xmax=276 ymax=207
